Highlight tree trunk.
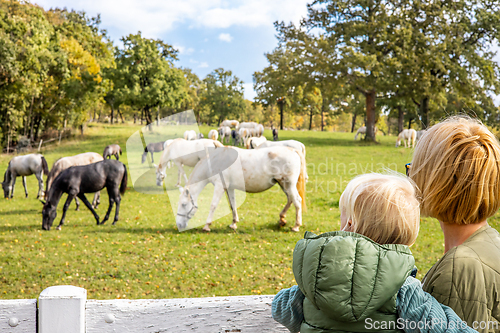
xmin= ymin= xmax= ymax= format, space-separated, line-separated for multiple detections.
xmin=279 ymin=101 xmax=284 ymax=130
xmin=110 ymin=106 xmax=114 ymax=125
xmin=420 ymin=97 xmax=429 ymax=128
xmin=364 ymin=90 xmax=377 ymax=142
xmin=321 ymin=99 xmax=325 ymax=131
xmin=309 ymin=108 xmax=313 ymax=130
xmin=351 ymin=112 xmax=357 ymax=133
xmin=397 ymin=105 xmax=404 ymax=134
xmin=408 ymin=118 xmax=413 ymax=129
xmin=157 ymin=105 xmax=160 ymax=126
xmin=117 ymin=106 xmax=125 ymax=123
xmin=134 ymin=113 xmax=137 ymax=124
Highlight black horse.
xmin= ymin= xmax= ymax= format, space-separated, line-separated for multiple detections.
xmin=41 ymin=159 xmax=127 ymax=230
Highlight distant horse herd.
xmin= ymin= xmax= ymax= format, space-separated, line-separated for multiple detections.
xmin=3 ymin=121 xmax=422 ymax=233
xmin=354 ymin=126 xmax=426 ymax=148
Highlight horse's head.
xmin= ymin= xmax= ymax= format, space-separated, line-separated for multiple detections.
xmin=2 ymin=181 xmax=10 ymax=199
xmin=395 ymin=137 xmax=401 ymax=147
xmin=176 ymin=187 xmax=198 ymax=230
xmin=154 ymin=163 xmax=166 ymax=186
xmin=42 ymin=201 xmax=57 ymax=230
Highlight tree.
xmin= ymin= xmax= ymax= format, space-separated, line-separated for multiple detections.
xmin=200 ymin=68 xmax=245 ymax=125
xmin=115 ymin=32 xmax=185 ymax=127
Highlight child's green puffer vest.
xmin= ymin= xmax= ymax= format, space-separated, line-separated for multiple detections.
xmin=293 ymin=231 xmax=415 ymax=333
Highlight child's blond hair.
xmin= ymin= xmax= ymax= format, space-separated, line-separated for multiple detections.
xmin=339 ymin=173 xmax=420 ymax=246
xmin=409 ymin=116 xmax=500 ymax=225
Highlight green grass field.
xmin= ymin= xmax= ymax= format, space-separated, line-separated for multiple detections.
xmin=1 ymin=123 xmax=499 ymax=300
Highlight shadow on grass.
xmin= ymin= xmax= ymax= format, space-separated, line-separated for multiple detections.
xmin=0 ymin=224 xmax=40 ymax=232
xmin=0 ymin=208 xmax=40 ymax=215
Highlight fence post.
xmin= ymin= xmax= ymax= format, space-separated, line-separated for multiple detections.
xmin=38 ymin=285 xmax=86 ymax=333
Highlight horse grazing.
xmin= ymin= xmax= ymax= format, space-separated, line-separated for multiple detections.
xmin=256 ymin=124 xmax=264 ymax=137
xmin=46 ymin=152 xmax=103 ymax=209
xmin=42 ymin=159 xmax=127 ymax=231
xmin=208 ymin=129 xmax=219 ymax=141
xmin=184 ymin=130 xmax=197 ymax=141
xmin=103 ymin=144 xmax=122 ymax=160
xmin=246 ymin=136 xmax=267 ymax=149
xmin=2 ymin=154 xmax=49 ymax=199
xmin=396 ymin=129 xmax=417 ymax=148
xmin=257 ymin=141 xmax=308 ymax=181
xmin=221 ymin=120 xmax=239 ymax=128
xmin=354 ymin=126 xmax=379 ymax=140
xmin=141 ymin=142 xmax=165 ymax=164
xmin=416 ymin=129 xmax=427 ymax=141
xmin=176 ymin=146 xmax=307 ymax=232
xmin=218 ymin=126 xmax=231 ymax=144
xmin=155 ymin=138 xmax=224 ymax=187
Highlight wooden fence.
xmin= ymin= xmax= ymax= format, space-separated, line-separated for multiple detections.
xmin=0 ymin=285 xmax=288 ymax=333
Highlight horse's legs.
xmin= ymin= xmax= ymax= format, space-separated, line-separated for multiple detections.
xmin=36 ymin=171 xmax=44 ymax=199
xmin=56 ymin=194 xmax=76 ymax=230
xmin=77 ymin=193 xmax=100 ymax=224
xmin=100 ymin=196 xmax=114 ymax=225
xmin=227 ymin=188 xmax=239 ymax=230
xmin=74 ymin=197 xmax=80 ymax=211
xmin=112 ymin=189 xmax=121 ymax=225
xmin=22 ymin=176 xmax=28 ymax=198
xmin=174 ymin=162 xmax=186 ymax=187
xmin=277 ymin=182 xmax=293 ymax=227
xmin=92 ymin=192 xmax=100 ymax=209
xmin=150 ymin=152 xmax=154 ymax=164
xmin=280 ymin=180 xmax=302 ymax=232
xmin=203 ymin=185 xmax=225 ymax=232
xmin=10 ymin=176 xmax=16 ymax=198
xmin=115 ymin=153 xmax=119 ymax=161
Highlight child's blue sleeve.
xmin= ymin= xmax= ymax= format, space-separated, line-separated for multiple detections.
xmin=397 ymin=276 xmax=478 ymax=333
xmin=272 ymin=285 xmax=305 ymax=333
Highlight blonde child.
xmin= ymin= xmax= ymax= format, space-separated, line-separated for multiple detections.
xmin=272 ymin=173 xmax=477 ymax=333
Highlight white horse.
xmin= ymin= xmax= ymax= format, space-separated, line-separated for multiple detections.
xmin=246 ymin=136 xmax=267 ymax=149
xmin=256 ymin=124 xmax=264 ymax=137
xmin=2 ymin=154 xmax=49 ymax=199
xmin=208 ymin=129 xmax=219 ymax=141
xmin=396 ymin=129 xmax=417 ymax=148
xmin=238 ymin=121 xmax=258 ymax=130
xmin=416 ymin=129 xmax=427 ymax=141
xmin=239 ymin=127 xmax=251 ymax=145
xmin=221 ymin=120 xmax=239 ymax=128
xmin=257 ymin=140 xmax=306 ymax=156
xmin=184 ymin=130 xmax=197 ymax=141
xmin=176 ymin=146 xmax=307 ymax=232
xmin=354 ymin=126 xmax=378 ymax=140
xmin=155 ymin=138 xmax=224 ymax=187
xmin=218 ymin=126 xmax=231 ymax=144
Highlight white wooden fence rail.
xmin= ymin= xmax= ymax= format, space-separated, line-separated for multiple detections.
xmin=0 ymin=285 xmax=288 ymax=333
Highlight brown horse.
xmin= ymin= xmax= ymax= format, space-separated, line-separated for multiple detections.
xmin=45 ymin=152 xmax=103 ymax=209
xmin=103 ymin=144 xmax=122 ymax=160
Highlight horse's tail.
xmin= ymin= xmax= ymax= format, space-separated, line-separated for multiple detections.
xmin=103 ymin=148 xmax=108 ymax=159
xmin=41 ymin=156 xmax=49 ymax=175
xmin=120 ymin=163 xmax=128 ymax=195
xmin=213 ymin=140 xmax=224 ymax=148
xmin=295 ymin=149 xmax=307 ymax=212
xmin=119 ymin=147 xmax=122 ymax=155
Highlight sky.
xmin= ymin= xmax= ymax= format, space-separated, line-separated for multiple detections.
xmin=34 ymin=0 xmax=311 ymax=101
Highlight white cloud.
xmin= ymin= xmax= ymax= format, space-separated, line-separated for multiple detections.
xmin=34 ymin=0 xmax=310 ymax=37
xmin=243 ymin=83 xmax=256 ymax=101
xmin=174 ymin=45 xmax=194 ymax=55
xmin=199 ymin=62 xmax=209 ymax=68
xmin=218 ymin=33 xmax=233 ymax=43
